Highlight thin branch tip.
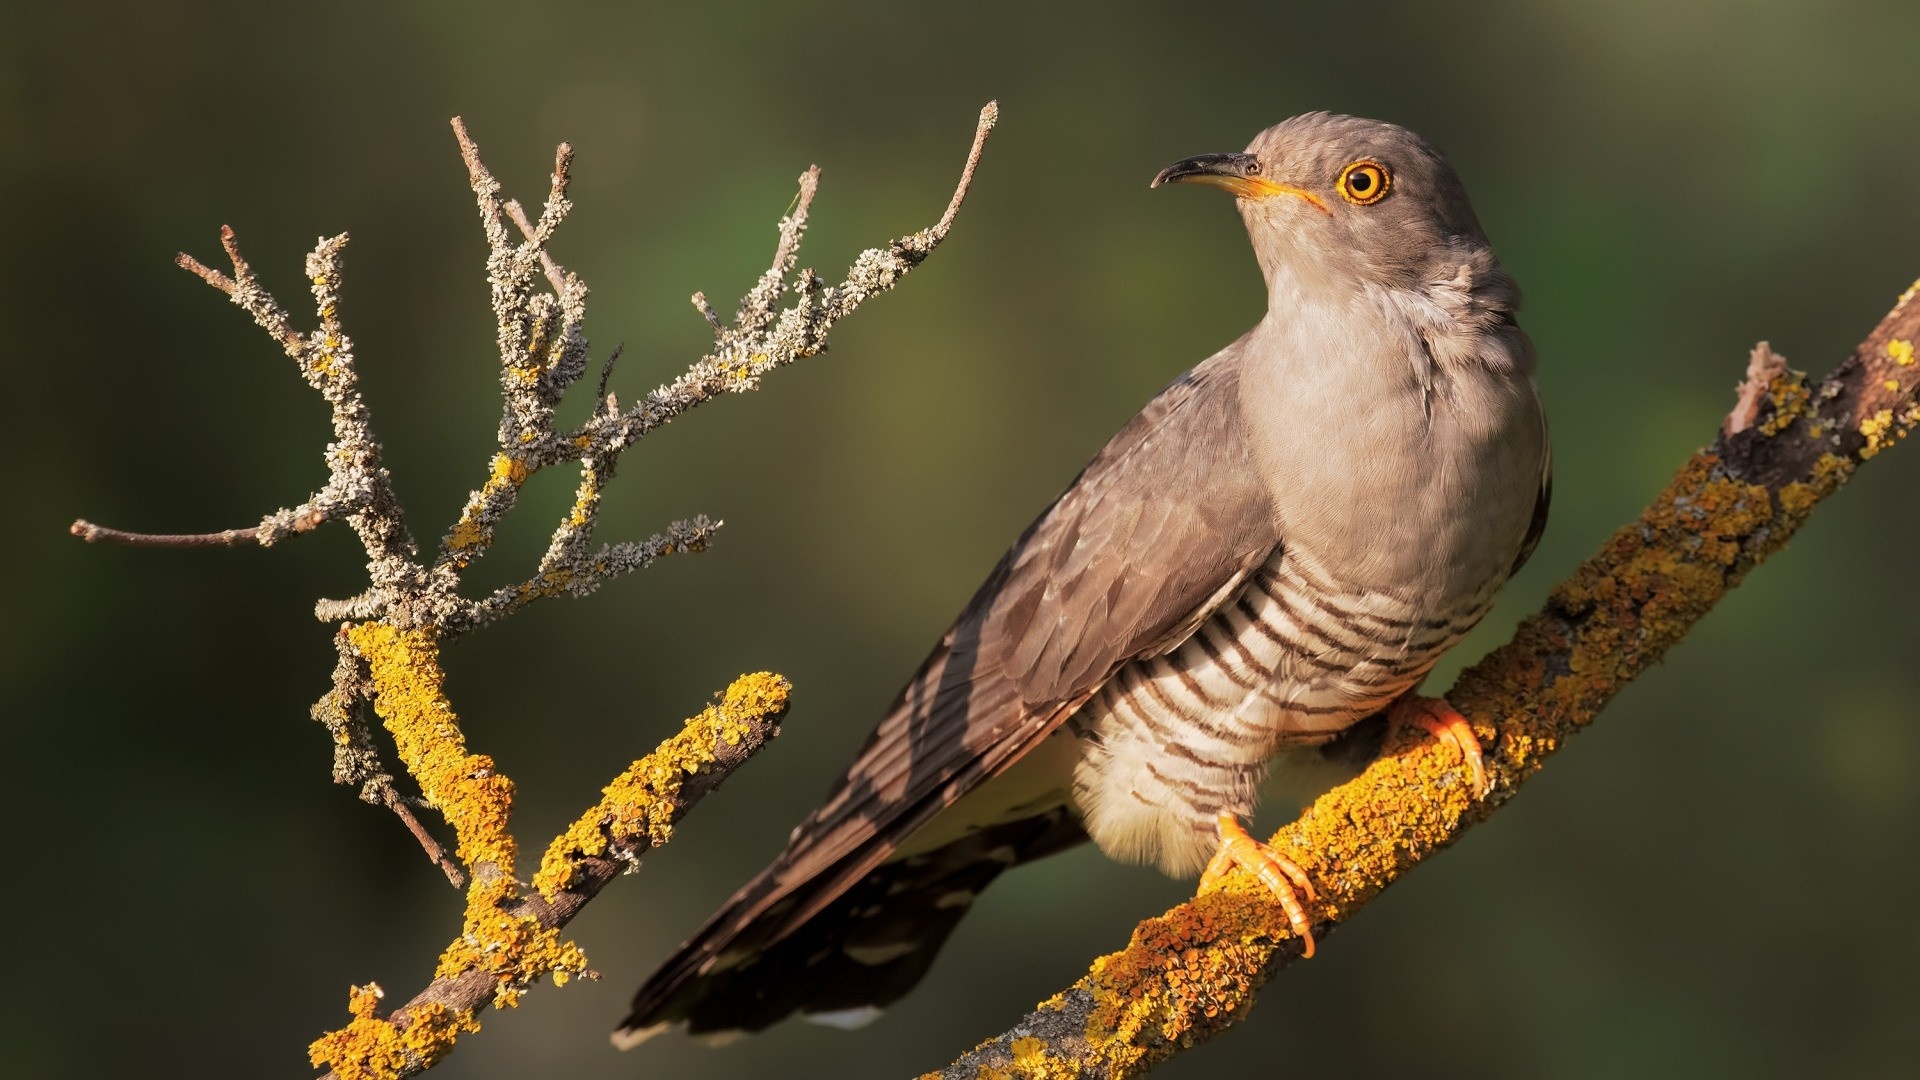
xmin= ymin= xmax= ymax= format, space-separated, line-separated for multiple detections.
xmin=176 ymin=251 xmax=235 ymax=292
xmin=934 ymin=100 xmax=1001 ymax=237
xmin=70 ymin=518 xmax=259 ymax=548
xmin=380 ymin=788 xmax=466 ymax=888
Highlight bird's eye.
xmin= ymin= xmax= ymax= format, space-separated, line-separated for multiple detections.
xmin=1336 ymin=160 xmax=1391 ymax=206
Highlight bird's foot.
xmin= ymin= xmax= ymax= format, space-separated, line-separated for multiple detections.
xmin=1388 ymin=695 xmax=1489 ymax=797
xmin=1198 ymin=813 xmax=1317 ymax=958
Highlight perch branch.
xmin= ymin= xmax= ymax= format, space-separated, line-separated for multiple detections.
xmin=936 ymin=283 xmax=1920 ymax=1079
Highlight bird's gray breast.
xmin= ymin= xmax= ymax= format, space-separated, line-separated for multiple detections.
xmin=1069 ymin=286 xmax=1546 ymax=877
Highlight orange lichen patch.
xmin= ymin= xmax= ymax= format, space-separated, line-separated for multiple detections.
xmin=445 ymin=453 xmax=534 ymax=562
xmin=323 ymin=623 xmax=596 ymax=1075
xmin=1005 ymin=1036 xmax=1080 ymax=1080
xmin=346 ymin=622 xmax=516 ymax=873
xmin=507 ymin=568 xmax=576 ymax=609
xmin=1859 ymin=408 xmax=1905 ymax=458
xmin=533 ymin=672 xmax=793 ymax=899
xmin=1757 ymin=368 xmax=1813 ymax=436
xmin=307 ymin=984 xmax=479 ymax=1080
xmin=1778 ymin=452 xmax=1857 ymax=520
xmin=490 ymin=452 xmax=531 ymax=488
xmin=565 ymin=466 xmax=605 ymax=529
xmin=1866 ymin=403 xmax=1896 ymax=453
xmin=433 ymin=873 xmax=589 ymax=991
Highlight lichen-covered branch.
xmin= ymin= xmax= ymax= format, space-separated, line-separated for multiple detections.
xmin=69 ymin=103 xmax=1000 ymax=1079
xmin=937 ymin=283 xmax=1920 ymax=1079
xmin=309 ymin=673 xmax=792 ymax=1080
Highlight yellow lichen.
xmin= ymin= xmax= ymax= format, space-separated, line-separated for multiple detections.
xmin=347 ymin=622 xmax=516 ymax=872
xmin=316 ymin=624 xmax=608 ymax=1077
xmin=999 ymin=1035 xmax=1079 ymax=1079
xmin=490 ymin=453 xmax=530 ymax=487
xmin=1777 ymin=453 xmax=1856 ymax=520
xmin=345 ymin=622 xmax=591 ymax=989
xmin=1757 ymin=369 xmax=1813 ymax=436
xmin=307 ymin=984 xmax=480 ymax=1080
xmin=1890 ymin=338 xmax=1915 ymax=366
xmin=1860 ymin=408 xmax=1897 ymax=458
xmin=432 ymin=877 xmax=589 ymax=988
xmin=444 ymin=454 xmax=534 ymax=561
xmin=533 ymin=672 xmax=792 ymax=899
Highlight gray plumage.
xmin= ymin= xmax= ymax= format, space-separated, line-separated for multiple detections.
xmin=617 ymin=112 xmax=1550 ymax=1046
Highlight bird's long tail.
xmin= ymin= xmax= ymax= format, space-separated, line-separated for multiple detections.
xmin=616 ymin=806 xmax=1085 ymax=1045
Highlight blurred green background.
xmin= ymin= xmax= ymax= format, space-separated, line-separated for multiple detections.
xmin=5 ymin=2 xmax=1919 ymax=1077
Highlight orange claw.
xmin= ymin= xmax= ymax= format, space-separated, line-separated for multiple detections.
xmin=1199 ymin=814 xmax=1318 ymax=958
xmin=1389 ymin=695 xmax=1490 ymax=797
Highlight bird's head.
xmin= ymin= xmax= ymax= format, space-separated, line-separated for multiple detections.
xmin=1153 ymin=113 xmax=1493 ymax=296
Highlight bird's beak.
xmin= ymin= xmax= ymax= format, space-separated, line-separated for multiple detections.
xmin=1151 ymin=152 xmax=1329 ymax=213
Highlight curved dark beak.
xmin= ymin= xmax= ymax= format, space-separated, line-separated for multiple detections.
xmin=1151 ymin=151 xmax=1329 ymax=213
xmin=1151 ymin=152 xmax=1263 ymax=190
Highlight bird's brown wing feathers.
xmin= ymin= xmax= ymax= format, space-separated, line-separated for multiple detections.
xmin=622 ymin=351 xmax=1281 ymax=1034
xmin=1508 ymin=410 xmax=1553 ymax=578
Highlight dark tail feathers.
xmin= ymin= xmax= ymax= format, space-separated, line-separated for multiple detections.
xmin=615 ymin=807 xmax=1084 ymax=1045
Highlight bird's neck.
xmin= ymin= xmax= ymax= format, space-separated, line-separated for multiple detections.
xmin=1257 ymin=244 xmax=1530 ymax=378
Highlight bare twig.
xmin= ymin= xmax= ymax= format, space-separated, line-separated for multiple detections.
xmin=936 ymin=280 xmax=1920 ymax=1078
xmin=173 ymin=250 xmax=234 ymax=293
xmin=933 ymin=99 xmax=998 ymax=240
xmin=379 ymin=787 xmax=466 ymax=888
xmin=592 ymin=101 xmax=1001 ymax=457
xmin=595 ymin=343 xmax=624 ymax=408
xmin=504 ymin=196 xmax=567 ymax=296
xmin=691 ymin=292 xmax=724 ymax=331
xmin=70 ymin=520 xmax=262 ymax=547
xmin=69 ymin=504 xmax=327 ymax=548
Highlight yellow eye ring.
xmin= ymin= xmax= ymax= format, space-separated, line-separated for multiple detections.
xmin=1336 ymin=160 xmax=1391 ymax=206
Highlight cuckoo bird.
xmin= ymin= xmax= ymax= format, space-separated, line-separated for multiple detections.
xmin=617 ymin=112 xmax=1551 ymax=1045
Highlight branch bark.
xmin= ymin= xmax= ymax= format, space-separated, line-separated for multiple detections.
xmin=935 ymin=280 xmax=1920 ymax=1078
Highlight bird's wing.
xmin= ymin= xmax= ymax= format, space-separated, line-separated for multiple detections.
xmin=1508 ymin=401 xmax=1552 ymax=577
xmin=625 ymin=348 xmax=1280 ymax=1023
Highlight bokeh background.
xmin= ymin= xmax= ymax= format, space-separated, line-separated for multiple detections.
xmin=5 ymin=2 xmax=1919 ymax=1077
